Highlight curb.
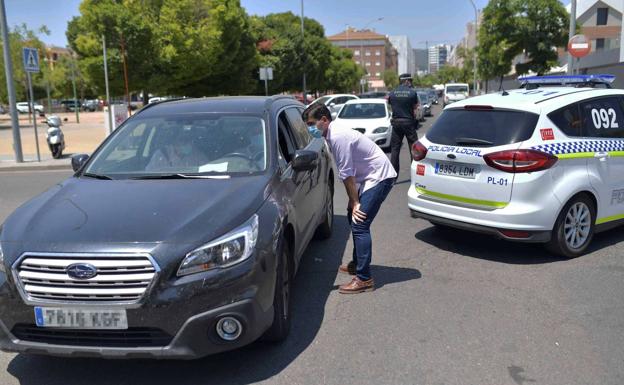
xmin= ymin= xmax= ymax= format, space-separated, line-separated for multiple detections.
xmin=0 ymin=163 xmax=72 ymax=172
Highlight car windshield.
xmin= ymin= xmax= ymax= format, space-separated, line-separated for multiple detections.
xmin=418 ymin=93 xmax=428 ymax=102
xmin=447 ymin=86 xmax=468 ymax=93
xmin=85 ymin=114 xmax=267 ymax=178
xmin=338 ymin=103 xmax=386 ymax=119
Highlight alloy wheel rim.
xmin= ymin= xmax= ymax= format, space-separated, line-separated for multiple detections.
xmin=563 ymin=202 xmax=591 ymax=249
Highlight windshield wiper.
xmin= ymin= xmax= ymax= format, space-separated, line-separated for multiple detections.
xmin=130 ymin=173 xmax=230 ymax=180
xmin=455 ymin=137 xmax=494 ymax=146
xmin=82 ymin=172 xmax=113 ymax=180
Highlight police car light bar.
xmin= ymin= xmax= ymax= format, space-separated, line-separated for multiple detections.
xmin=518 ymin=74 xmax=615 ymax=85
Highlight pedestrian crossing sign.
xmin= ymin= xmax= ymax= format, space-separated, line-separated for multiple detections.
xmin=23 ymin=47 xmax=40 ymax=73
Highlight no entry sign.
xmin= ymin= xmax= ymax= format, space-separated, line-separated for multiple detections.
xmin=568 ymin=35 xmax=592 ymax=58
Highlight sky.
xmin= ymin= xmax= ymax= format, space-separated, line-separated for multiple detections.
xmin=4 ymin=0 xmax=568 ymax=50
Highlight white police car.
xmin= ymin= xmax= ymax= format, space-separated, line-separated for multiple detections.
xmin=408 ymin=75 xmax=624 ymax=257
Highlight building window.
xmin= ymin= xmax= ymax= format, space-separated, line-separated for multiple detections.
xmin=375 ymin=72 xmax=381 ymax=77
xmin=354 ymin=50 xmax=360 ymax=56
xmin=375 ymin=50 xmax=381 ymax=56
xmin=597 ymin=7 xmax=608 ymax=26
xmin=365 ymin=62 xmax=371 ymax=67
xmin=365 ymin=50 xmax=371 ymax=56
xmin=596 ymin=38 xmax=605 ymax=50
xmin=375 ymin=62 xmax=381 ymax=66
xmin=355 ymin=60 xmax=360 ymax=65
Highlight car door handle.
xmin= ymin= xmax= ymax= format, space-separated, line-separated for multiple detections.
xmin=594 ymin=151 xmax=609 ymax=160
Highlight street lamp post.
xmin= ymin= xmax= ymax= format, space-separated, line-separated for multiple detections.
xmin=359 ymin=17 xmax=384 ymax=93
xmin=468 ymin=0 xmax=478 ymax=95
xmin=300 ymin=0 xmax=306 ymax=102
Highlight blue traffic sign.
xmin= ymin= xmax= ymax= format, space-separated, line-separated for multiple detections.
xmin=22 ymin=47 xmax=39 ymax=73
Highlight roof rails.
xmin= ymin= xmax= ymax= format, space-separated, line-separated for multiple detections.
xmin=518 ymin=74 xmax=615 ymax=89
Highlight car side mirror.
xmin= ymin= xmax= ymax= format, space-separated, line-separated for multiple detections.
xmin=292 ymin=150 xmax=318 ymax=171
xmin=71 ymin=154 xmax=90 ymax=172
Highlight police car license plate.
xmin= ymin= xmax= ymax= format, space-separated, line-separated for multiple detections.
xmin=435 ymin=162 xmax=476 ymax=179
xmin=34 ymin=307 xmax=128 ymax=329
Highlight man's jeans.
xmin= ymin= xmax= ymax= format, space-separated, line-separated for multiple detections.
xmin=347 ymin=178 xmax=394 ymax=281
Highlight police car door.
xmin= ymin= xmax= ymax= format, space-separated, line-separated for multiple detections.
xmin=580 ymin=96 xmax=624 ymax=225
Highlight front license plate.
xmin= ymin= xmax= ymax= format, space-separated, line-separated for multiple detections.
xmin=34 ymin=307 xmax=128 ymax=329
xmin=435 ymin=162 xmax=477 ymax=179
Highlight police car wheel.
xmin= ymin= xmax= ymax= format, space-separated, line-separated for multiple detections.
xmin=547 ymin=194 xmax=596 ymax=259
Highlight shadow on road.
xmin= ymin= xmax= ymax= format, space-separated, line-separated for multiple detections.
xmin=7 ymin=216 xmax=352 ymax=385
xmin=415 ymin=225 xmax=563 ymax=265
xmin=415 ymin=222 xmax=624 ymax=265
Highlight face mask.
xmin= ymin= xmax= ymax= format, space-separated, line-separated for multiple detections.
xmin=308 ymin=125 xmax=322 ymax=138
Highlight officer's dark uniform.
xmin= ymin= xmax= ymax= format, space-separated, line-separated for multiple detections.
xmin=388 ymin=75 xmax=420 ymax=178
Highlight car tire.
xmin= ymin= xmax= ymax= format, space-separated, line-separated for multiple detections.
xmin=314 ymin=180 xmax=334 ymax=240
xmin=262 ymin=240 xmax=291 ymax=342
xmin=546 ymin=194 xmax=596 ymax=258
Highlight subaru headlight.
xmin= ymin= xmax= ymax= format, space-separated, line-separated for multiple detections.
xmin=373 ymin=126 xmax=389 ymax=134
xmin=177 ymin=214 xmax=258 ymax=277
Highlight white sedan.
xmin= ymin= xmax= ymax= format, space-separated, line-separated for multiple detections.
xmin=331 ymin=99 xmax=392 ymax=149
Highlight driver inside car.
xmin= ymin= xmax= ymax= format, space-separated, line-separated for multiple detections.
xmin=145 ymin=129 xmax=209 ymax=172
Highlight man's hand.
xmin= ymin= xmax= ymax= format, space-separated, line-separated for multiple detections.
xmin=350 ymin=201 xmax=367 ymax=223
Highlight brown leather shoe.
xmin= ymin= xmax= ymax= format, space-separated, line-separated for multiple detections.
xmin=338 ymin=261 xmax=356 ymax=275
xmin=339 ymin=277 xmax=375 ymax=294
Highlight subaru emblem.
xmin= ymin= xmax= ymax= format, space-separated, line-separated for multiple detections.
xmin=66 ymin=263 xmax=98 ymax=280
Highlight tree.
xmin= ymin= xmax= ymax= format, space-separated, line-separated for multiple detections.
xmin=382 ymin=70 xmax=399 ymax=89
xmin=477 ymin=0 xmax=522 ymax=84
xmin=515 ymin=0 xmax=569 ymax=75
xmin=323 ymin=45 xmax=364 ymax=93
xmin=436 ymin=65 xmax=466 ymax=84
xmin=67 ymin=0 xmax=258 ymax=99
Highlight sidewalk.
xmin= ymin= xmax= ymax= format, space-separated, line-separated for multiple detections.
xmin=0 ymin=111 xmax=107 ymax=172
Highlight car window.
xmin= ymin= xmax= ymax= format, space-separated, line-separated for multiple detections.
xmin=334 ymin=97 xmax=348 ymax=105
xmin=548 ymin=103 xmax=582 ymax=137
xmin=579 ymin=97 xmax=624 ymax=138
xmin=284 ymin=107 xmax=312 ymax=149
xmin=86 ymin=114 xmax=267 ymax=177
xmin=339 ymin=103 xmax=387 ymax=119
xmin=278 ymin=112 xmax=298 ymax=163
xmin=427 ymin=109 xmax=539 ymax=147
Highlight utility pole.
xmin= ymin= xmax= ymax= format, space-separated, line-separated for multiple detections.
xmin=0 ymin=0 xmax=23 ymax=162
xmin=300 ymin=0 xmax=306 ymax=103
xmin=469 ymin=0 xmax=478 ymax=94
xmin=102 ymin=35 xmax=113 ymax=135
xmin=567 ymin=0 xmax=577 ymax=74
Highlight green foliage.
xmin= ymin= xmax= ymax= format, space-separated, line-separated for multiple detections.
xmin=382 ymin=70 xmax=399 ymax=89
xmin=323 ymin=45 xmax=364 ymax=93
xmin=477 ymin=0 xmax=569 ymax=79
xmin=68 ymin=0 xmax=258 ymax=97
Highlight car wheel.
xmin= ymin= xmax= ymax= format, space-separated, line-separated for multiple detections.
xmin=546 ymin=194 xmax=595 ymax=258
xmin=262 ymin=240 xmax=291 ymax=342
xmin=314 ymin=180 xmax=334 ymax=239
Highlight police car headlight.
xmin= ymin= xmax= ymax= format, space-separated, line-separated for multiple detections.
xmin=373 ymin=126 xmax=389 ymax=134
xmin=177 ymin=215 xmax=258 ymax=277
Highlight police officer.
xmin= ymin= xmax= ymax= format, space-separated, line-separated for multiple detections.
xmin=388 ymin=73 xmax=420 ymax=180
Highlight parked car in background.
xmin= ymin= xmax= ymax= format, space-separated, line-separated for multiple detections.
xmin=0 ymin=95 xmax=335 ymax=359
xmin=82 ymin=99 xmax=99 ymax=112
xmin=443 ymin=83 xmax=470 ymax=106
xmin=428 ymin=90 xmax=439 ymax=105
xmin=331 ymin=98 xmax=392 ymax=150
xmin=309 ymin=94 xmax=359 ymax=119
xmin=148 ymin=97 xmax=168 ymax=104
xmin=16 ymin=102 xmax=44 ymax=114
xmin=60 ymin=99 xmax=81 ymax=112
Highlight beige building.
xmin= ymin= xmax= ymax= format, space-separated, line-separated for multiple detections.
xmin=328 ymin=28 xmax=398 ymax=89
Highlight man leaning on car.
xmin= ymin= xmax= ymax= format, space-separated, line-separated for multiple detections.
xmin=303 ymin=103 xmax=396 ymax=294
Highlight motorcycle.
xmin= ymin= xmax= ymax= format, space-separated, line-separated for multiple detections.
xmin=45 ymin=116 xmax=65 ymax=159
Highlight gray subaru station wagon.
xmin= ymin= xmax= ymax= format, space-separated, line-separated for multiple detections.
xmin=0 ymin=96 xmax=334 ymax=359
